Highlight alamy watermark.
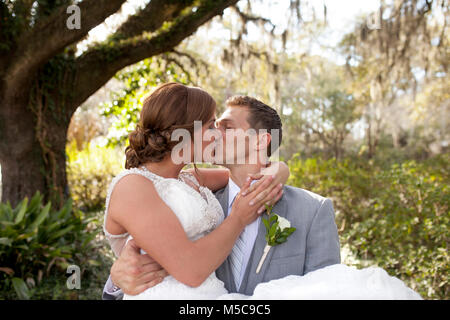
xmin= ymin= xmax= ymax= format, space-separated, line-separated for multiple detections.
xmin=66 ymin=265 xmax=81 ymax=289
xmin=66 ymin=4 xmax=81 ymax=30
xmin=170 ymin=121 xmax=280 ymax=169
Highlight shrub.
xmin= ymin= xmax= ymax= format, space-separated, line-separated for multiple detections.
xmin=0 ymin=192 xmax=99 ymax=299
xmin=288 ymin=154 xmax=449 ymax=299
xmin=66 ymin=142 xmax=123 ymax=211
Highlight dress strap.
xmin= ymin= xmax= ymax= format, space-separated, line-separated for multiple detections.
xmin=179 ymin=170 xmax=201 ymax=187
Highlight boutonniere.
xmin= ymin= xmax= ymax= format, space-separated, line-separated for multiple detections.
xmin=256 ymin=204 xmax=296 ymax=274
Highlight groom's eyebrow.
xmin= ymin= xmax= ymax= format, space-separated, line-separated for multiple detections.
xmin=219 ymin=118 xmax=234 ymax=124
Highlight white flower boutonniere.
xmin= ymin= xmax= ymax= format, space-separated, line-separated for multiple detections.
xmin=256 ymin=204 xmax=296 ymax=274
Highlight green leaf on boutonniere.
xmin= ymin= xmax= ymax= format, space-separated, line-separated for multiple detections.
xmin=269 ymin=214 xmax=278 ymax=224
xmin=261 ymin=204 xmax=296 ymax=247
xmin=262 ymin=217 xmax=270 ymax=230
xmin=256 ymin=204 xmax=297 ymax=274
xmin=269 ymin=221 xmax=278 ymax=237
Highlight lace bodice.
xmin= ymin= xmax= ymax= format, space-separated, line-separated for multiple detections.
xmin=103 ymin=166 xmax=224 ymax=257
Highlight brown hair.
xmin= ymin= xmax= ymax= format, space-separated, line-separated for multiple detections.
xmin=125 ymin=82 xmax=216 ymax=169
xmin=225 ymin=95 xmax=282 ymax=156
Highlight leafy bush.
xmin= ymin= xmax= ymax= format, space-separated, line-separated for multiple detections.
xmin=0 ymin=192 xmax=100 ymax=299
xmin=66 ymin=141 xmax=123 ymax=211
xmin=288 ymin=154 xmax=449 ymax=299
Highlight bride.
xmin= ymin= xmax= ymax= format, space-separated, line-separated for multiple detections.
xmin=104 ymin=82 xmax=287 ymax=299
xmin=103 ymin=82 xmax=421 ymax=300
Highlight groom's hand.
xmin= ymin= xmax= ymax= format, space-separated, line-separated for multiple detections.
xmin=110 ymin=239 xmax=168 ymax=295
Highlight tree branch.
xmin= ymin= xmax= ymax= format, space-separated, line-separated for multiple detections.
xmin=231 ymin=5 xmax=276 ymax=31
xmin=112 ymin=0 xmax=195 ymax=40
xmin=70 ymin=0 xmax=238 ymax=110
xmin=7 ymin=0 xmax=126 ymax=87
xmin=171 ymin=49 xmax=209 ymax=72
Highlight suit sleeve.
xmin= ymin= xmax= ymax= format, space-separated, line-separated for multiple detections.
xmin=102 ymin=275 xmax=124 ymax=300
xmin=303 ymin=198 xmax=341 ymax=275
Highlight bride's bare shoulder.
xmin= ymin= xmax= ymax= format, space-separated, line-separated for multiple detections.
xmin=106 ymin=172 xmax=161 ymax=234
xmin=110 ymin=173 xmax=159 ymax=208
xmin=117 ymin=171 xmax=156 ymax=190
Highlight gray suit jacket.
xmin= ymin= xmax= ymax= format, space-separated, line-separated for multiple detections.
xmin=102 ymin=184 xmax=340 ymax=299
xmin=214 ymin=184 xmax=341 ymax=295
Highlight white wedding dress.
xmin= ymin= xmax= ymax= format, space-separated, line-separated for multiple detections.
xmin=104 ymin=166 xmax=422 ymax=300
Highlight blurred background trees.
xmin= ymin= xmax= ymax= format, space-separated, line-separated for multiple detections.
xmin=0 ymin=0 xmax=448 ymax=299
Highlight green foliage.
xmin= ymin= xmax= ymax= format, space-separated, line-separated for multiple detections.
xmin=0 ymin=1 xmax=21 ymax=52
xmin=101 ymin=57 xmax=193 ymax=147
xmin=284 ymin=58 xmax=361 ymax=159
xmin=288 ymin=153 xmax=449 ymax=299
xmin=262 ymin=204 xmax=296 ymax=246
xmin=0 ymin=191 xmax=99 ymax=299
xmin=66 ymin=141 xmax=123 ymax=211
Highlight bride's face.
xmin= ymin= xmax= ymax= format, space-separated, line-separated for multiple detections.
xmin=190 ymin=113 xmax=220 ymax=163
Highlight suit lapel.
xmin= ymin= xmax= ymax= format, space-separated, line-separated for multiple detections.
xmin=239 ymin=196 xmax=288 ymax=294
xmin=214 ymin=185 xmax=238 ymax=293
xmin=216 ymin=184 xmax=229 ymax=217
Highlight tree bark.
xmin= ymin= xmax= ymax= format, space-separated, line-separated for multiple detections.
xmin=0 ymin=0 xmax=239 ymax=207
xmin=0 ymin=79 xmax=70 ymax=207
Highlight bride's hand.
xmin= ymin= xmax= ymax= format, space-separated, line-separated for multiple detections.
xmin=230 ymin=175 xmax=281 ymax=227
xmin=244 ymin=161 xmax=289 ymax=214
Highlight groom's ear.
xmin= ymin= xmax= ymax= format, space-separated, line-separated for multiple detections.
xmin=255 ymin=132 xmax=271 ymax=153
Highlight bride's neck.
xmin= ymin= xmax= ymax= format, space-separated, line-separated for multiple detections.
xmin=142 ymin=156 xmax=184 ymax=179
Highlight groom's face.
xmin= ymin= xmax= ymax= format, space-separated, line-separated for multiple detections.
xmin=215 ymin=106 xmax=254 ymax=165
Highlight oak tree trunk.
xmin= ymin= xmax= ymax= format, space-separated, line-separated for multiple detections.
xmin=0 ymin=81 xmax=71 ymax=208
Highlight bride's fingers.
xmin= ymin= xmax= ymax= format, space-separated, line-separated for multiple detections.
xmin=245 ymin=174 xmax=271 ymax=194
xmin=239 ymin=177 xmax=253 ymax=196
xmin=249 ymin=179 xmax=278 ymax=206
xmin=266 ymin=184 xmax=283 ymax=203
xmin=247 ymin=176 xmax=274 ymax=205
xmin=266 ymin=188 xmax=283 ymax=208
xmin=247 ymin=172 xmax=263 ymax=181
xmin=256 ymin=184 xmax=283 ymax=213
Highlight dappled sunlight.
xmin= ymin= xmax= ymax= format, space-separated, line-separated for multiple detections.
xmin=0 ymin=0 xmax=447 ymax=301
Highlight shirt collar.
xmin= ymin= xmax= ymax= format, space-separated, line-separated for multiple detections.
xmin=228 ymin=177 xmax=241 ymax=209
xmin=228 ymin=177 xmax=259 ymax=209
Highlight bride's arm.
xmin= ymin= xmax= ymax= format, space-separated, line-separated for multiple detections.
xmin=109 ymin=174 xmax=278 ymax=287
xmin=183 ymin=161 xmax=290 ymax=193
xmin=184 ymin=167 xmax=230 ymax=192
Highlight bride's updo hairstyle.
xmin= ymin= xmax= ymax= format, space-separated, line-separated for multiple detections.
xmin=125 ymin=82 xmax=216 ymax=169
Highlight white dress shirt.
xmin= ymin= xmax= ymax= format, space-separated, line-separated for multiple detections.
xmin=227 ymin=178 xmax=260 ymax=290
xmin=104 ymin=177 xmax=260 ymax=296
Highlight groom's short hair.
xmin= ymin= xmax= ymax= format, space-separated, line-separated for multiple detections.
xmin=225 ymin=95 xmax=282 ymax=156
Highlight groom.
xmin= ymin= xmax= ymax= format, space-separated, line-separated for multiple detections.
xmin=102 ymin=95 xmax=341 ymax=299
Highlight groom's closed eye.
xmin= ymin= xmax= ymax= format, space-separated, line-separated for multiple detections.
xmin=217 ymin=121 xmax=233 ymax=130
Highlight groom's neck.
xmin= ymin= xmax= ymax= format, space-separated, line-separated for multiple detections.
xmin=228 ymin=164 xmax=263 ymax=188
